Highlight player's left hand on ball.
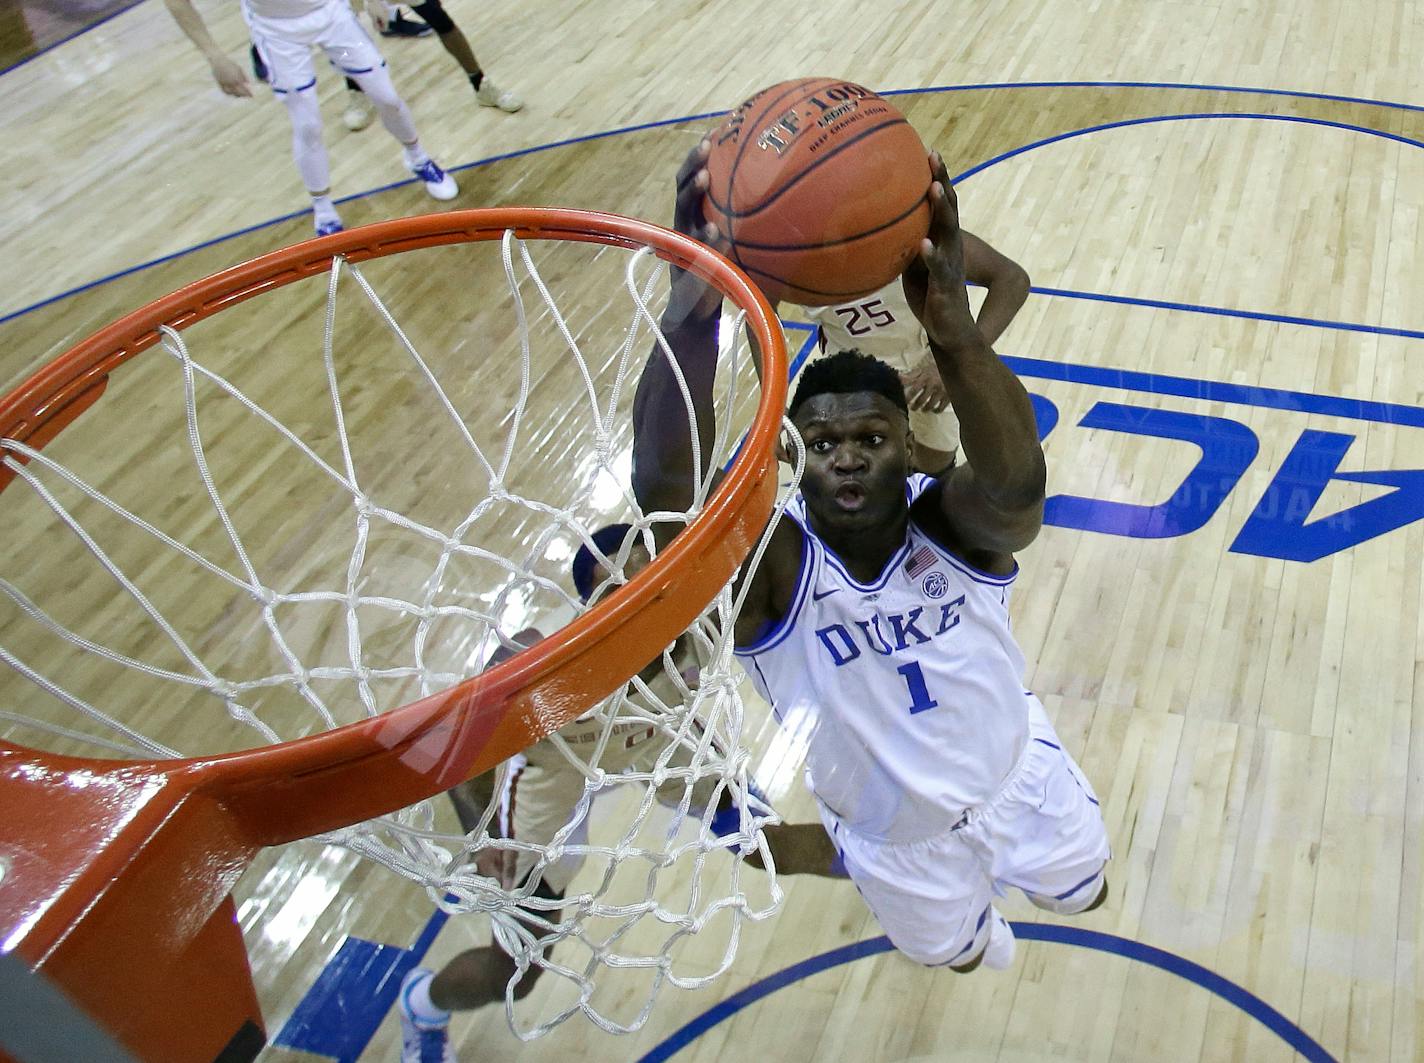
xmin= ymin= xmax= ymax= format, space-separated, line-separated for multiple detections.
xmin=902 ymin=152 xmax=980 ymax=351
xmin=666 ymin=138 xmax=726 ymax=324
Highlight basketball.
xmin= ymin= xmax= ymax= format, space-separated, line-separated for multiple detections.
xmin=702 ymin=77 xmax=933 ymax=306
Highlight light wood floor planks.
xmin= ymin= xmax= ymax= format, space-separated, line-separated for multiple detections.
xmin=5 ymin=2 xmax=1424 ymax=1060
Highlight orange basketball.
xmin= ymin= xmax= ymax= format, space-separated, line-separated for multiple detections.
xmin=703 ymin=77 xmax=932 ymax=307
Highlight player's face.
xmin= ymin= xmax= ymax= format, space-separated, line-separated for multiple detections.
xmin=793 ymin=391 xmax=913 ymax=532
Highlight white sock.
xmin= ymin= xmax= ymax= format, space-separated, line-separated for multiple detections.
xmin=402 ymin=142 xmax=430 ymax=169
xmin=403 ymin=969 xmax=450 ymax=1025
xmin=981 ymin=909 xmax=1016 ymax=970
xmin=310 ymin=195 xmax=340 ymax=223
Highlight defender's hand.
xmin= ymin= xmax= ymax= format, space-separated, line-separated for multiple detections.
xmin=899 ymin=357 xmax=950 ymax=412
xmin=901 ymin=152 xmax=981 ymax=353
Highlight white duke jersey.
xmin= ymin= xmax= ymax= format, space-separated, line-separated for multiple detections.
xmin=803 ymin=281 xmax=925 ymax=370
xmin=735 ymin=475 xmax=1030 ymax=842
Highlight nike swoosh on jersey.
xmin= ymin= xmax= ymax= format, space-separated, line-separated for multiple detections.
xmin=812 ymin=587 xmax=840 ymax=601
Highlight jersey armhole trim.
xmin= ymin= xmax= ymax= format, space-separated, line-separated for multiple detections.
xmin=735 ymin=518 xmax=812 ymax=656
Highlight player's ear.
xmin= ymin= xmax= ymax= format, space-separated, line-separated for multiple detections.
xmin=775 ymin=424 xmax=795 ymax=465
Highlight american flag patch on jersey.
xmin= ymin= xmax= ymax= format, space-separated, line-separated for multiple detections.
xmin=904 ymin=545 xmax=937 ymax=579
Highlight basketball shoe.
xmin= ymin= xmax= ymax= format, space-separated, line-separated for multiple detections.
xmin=342 ymin=88 xmax=375 ymax=131
xmin=475 ymin=79 xmax=524 ymax=112
xmin=381 ymin=9 xmax=433 ymax=36
xmin=314 ymin=218 xmax=345 ymax=237
xmin=407 ymin=156 xmax=458 ymax=200
xmin=398 ymin=968 xmax=454 ymax=1063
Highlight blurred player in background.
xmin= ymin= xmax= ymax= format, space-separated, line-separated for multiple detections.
xmin=166 ymin=0 xmax=458 ymax=235
xmin=337 ymin=0 xmax=522 ymax=132
xmin=801 ymin=234 xmax=1030 ymax=475
xmin=398 ymin=526 xmax=743 ymax=1062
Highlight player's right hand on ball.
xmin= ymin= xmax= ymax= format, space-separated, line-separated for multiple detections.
xmin=209 ymin=55 xmax=252 ymax=97
xmin=902 ymin=152 xmax=982 ymax=353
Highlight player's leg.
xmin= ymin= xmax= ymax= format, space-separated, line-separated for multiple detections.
xmin=339 ymin=74 xmax=374 ymax=131
xmin=318 ymin=19 xmax=459 ymax=200
xmin=985 ymin=697 xmax=1112 ymax=915
xmin=407 ymin=0 xmax=523 ymax=112
xmin=823 ymin=809 xmax=1009 ymax=972
xmin=398 ymin=875 xmax=563 ymax=1061
xmin=253 ymin=32 xmax=344 ymax=235
xmin=401 ymin=756 xmax=588 ymax=1051
xmin=743 ymin=821 xmax=843 ymax=875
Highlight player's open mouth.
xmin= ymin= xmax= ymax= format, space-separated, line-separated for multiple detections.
xmin=834 ymin=484 xmax=866 ymax=511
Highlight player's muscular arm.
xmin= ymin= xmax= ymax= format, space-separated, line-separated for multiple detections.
xmin=903 ymin=154 xmax=1045 ymax=564
xmin=961 ymin=231 xmax=1030 ymax=347
xmin=632 ymin=142 xmax=723 ymax=523
xmin=163 ymin=0 xmax=251 ymax=96
xmin=632 ymin=141 xmax=800 ymax=642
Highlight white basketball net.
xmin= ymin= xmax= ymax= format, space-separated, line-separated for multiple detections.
xmin=0 ymin=227 xmax=804 ymax=1037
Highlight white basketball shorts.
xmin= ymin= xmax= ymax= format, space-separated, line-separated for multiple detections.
xmin=507 ymin=720 xmax=724 ymax=895
xmin=818 ymin=696 xmax=1110 ymax=966
xmin=244 ymin=0 xmax=386 ymax=94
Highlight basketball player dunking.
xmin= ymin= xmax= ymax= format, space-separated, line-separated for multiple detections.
xmin=165 ymin=0 xmax=459 ymax=235
xmin=632 ymin=143 xmax=1111 ymax=972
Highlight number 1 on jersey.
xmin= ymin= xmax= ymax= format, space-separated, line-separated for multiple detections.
xmin=896 ymin=661 xmax=940 ymax=714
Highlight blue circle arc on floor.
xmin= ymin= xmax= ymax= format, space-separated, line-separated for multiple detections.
xmin=636 ymin=925 xmax=1338 ymax=1063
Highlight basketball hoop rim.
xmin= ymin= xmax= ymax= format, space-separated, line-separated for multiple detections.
xmin=0 ymin=207 xmax=788 ymax=845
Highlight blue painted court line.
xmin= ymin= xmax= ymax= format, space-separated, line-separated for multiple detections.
xmin=637 ymin=927 xmax=1337 ymax=1063
xmin=273 ymin=908 xmax=450 ymax=1061
xmin=1029 ymin=284 xmax=1424 ymax=343
xmin=10 ymin=90 xmax=1424 ymax=330
xmin=1002 ymin=354 xmax=1424 ymax=428
xmin=953 ymin=111 xmax=1424 ymax=184
xmin=881 ymin=79 xmax=1424 ymax=115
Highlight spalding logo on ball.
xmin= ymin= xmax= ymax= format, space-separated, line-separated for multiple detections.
xmin=703 ymin=77 xmax=933 ymax=307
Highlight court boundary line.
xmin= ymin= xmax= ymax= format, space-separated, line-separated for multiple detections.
xmin=6 ymin=87 xmax=1424 ymax=329
xmin=634 ymin=928 xmax=1339 ymax=1063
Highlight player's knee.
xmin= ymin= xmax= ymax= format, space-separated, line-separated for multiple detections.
xmin=948 ymin=950 xmax=984 ymax=974
xmin=350 ymin=69 xmax=401 ymax=109
xmin=1027 ymin=871 xmax=1107 ymax=915
xmin=408 ymin=0 xmax=455 ymax=34
xmin=281 ymin=100 xmax=323 ymax=144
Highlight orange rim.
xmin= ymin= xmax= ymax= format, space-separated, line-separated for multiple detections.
xmin=0 ymin=209 xmax=786 ymax=1022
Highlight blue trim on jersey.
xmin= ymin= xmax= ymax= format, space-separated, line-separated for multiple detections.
xmin=818 ymin=538 xmax=913 ymax=592
xmin=273 ymin=77 xmax=318 ymax=95
xmin=937 ymin=905 xmax=993 ymax=964
xmin=906 ymin=474 xmax=1020 ymax=587
xmin=918 ymin=530 xmax=1019 ymax=587
xmin=734 ymin=520 xmax=812 ymax=655
xmin=746 ymin=657 xmax=783 ymax=722
xmin=1052 ymin=864 xmax=1107 ymax=901
xmin=1034 ymin=738 xmax=1062 ymax=750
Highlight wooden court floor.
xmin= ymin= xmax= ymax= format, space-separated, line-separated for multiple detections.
xmin=4 ymin=2 xmax=1424 ymax=1061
